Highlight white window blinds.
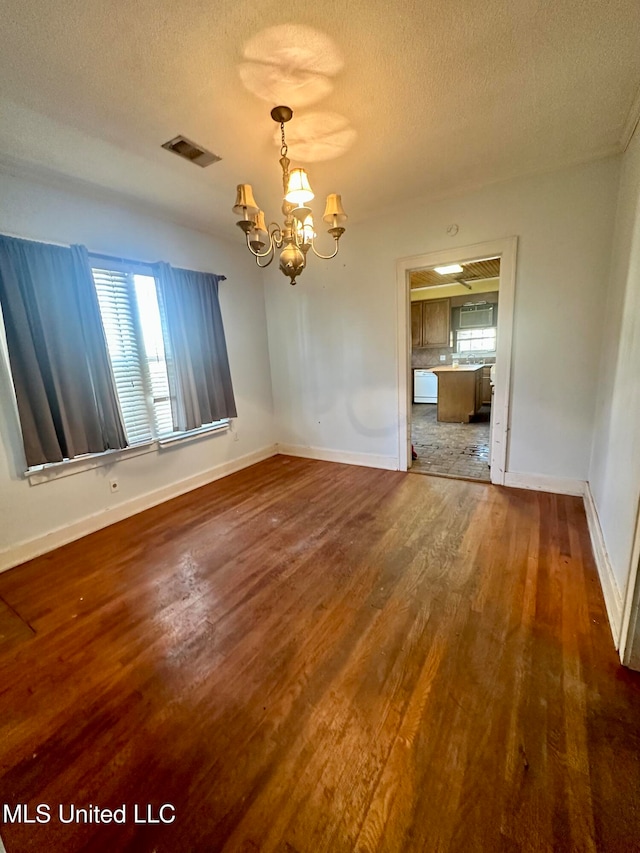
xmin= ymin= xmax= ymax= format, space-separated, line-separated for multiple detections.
xmin=132 ymin=276 xmax=174 ymax=437
xmin=92 ymin=262 xmax=229 ymax=447
xmin=92 ymin=268 xmax=174 ymax=444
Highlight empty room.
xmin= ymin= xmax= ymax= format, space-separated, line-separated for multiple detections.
xmin=1 ymin=2 xmax=640 ymax=851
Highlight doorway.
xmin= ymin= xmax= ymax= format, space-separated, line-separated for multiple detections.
xmin=410 ymin=258 xmax=498 ymax=481
xmin=396 ymin=238 xmax=517 ymax=485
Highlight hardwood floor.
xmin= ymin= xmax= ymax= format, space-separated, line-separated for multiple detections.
xmin=0 ymin=456 xmax=639 ymax=852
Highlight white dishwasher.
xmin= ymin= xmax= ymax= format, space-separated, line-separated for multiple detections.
xmin=414 ymin=369 xmax=438 ymax=403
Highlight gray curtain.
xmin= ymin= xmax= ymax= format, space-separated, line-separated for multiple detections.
xmin=0 ymin=235 xmax=128 ymax=466
xmin=154 ymin=262 xmax=237 ymax=431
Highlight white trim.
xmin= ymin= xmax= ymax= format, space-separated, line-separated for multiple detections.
xmin=25 ymin=423 xmax=231 ymax=484
xmin=396 ymin=261 xmax=411 ymax=472
xmin=396 ymin=237 xmax=518 ymax=484
xmin=0 ymin=444 xmax=278 ymax=573
xmin=503 ymin=472 xmax=586 ymax=497
xmin=157 ymin=420 xmax=230 ymax=447
xmin=277 ymin=443 xmax=398 ymax=471
xmin=26 ymin=441 xmax=156 ymax=484
xmin=583 ymin=483 xmax=624 ymax=647
xmin=621 ymin=83 xmax=640 ymax=152
xmin=619 ymin=497 xmax=640 ymax=665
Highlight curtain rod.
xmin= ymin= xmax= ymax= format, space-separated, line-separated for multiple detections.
xmin=88 ymin=252 xmax=227 ymax=281
xmin=0 ymin=232 xmax=226 ymax=281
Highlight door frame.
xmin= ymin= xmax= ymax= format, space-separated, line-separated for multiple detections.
xmin=395 ymin=237 xmax=518 ymax=483
xmin=619 ymin=501 xmax=640 ymax=665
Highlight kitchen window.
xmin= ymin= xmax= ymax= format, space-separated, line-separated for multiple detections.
xmin=456 ymin=327 xmax=497 ymax=352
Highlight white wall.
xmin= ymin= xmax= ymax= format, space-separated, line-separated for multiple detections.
xmin=0 ymin=156 xmax=626 ymax=578
xmin=589 ymin=128 xmax=640 ymax=601
xmin=265 ymin=158 xmax=619 ymax=480
xmin=0 ymin=171 xmax=276 ymax=567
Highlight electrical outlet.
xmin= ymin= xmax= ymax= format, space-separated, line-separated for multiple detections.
xmin=439 ymin=354 xmax=446 ymax=362
xmin=109 ymin=479 xmax=119 ymax=493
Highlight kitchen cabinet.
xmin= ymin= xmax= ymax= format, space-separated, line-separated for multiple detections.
xmin=411 ymin=298 xmax=450 ymax=348
xmin=411 ymin=303 xmax=423 ymax=348
xmin=430 ymin=365 xmax=483 ymax=423
xmin=482 ymin=366 xmax=492 ymax=404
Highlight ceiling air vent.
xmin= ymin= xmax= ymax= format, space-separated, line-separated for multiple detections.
xmin=161 ymin=136 xmax=221 ymax=167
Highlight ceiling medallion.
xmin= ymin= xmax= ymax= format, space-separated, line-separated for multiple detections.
xmin=232 ymin=106 xmax=347 ymax=285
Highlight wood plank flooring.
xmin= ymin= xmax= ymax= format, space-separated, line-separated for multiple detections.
xmin=0 ymin=456 xmax=639 ymax=852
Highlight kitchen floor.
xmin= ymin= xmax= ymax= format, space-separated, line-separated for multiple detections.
xmin=410 ymin=403 xmax=491 ymax=482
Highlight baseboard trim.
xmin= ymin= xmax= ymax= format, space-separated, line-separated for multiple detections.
xmin=503 ymin=472 xmax=586 ymax=497
xmin=0 ymin=444 xmax=279 ymax=574
xmin=277 ymin=443 xmax=398 ymax=471
xmin=583 ymin=482 xmax=624 ymax=648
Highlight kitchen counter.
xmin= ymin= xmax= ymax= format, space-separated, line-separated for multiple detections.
xmin=429 ymin=364 xmax=484 ymax=373
xmin=430 ymin=364 xmax=484 ymax=422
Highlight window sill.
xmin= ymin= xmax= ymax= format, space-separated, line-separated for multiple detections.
xmin=25 ymin=421 xmax=231 ymax=485
xmin=158 ymin=420 xmax=229 ymax=448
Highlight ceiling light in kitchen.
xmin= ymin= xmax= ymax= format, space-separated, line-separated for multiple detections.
xmin=434 ymin=264 xmax=463 ymax=275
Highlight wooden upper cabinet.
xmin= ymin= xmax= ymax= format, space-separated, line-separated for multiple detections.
xmin=411 ymin=303 xmax=423 ymax=348
xmin=412 ymin=298 xmax=450 ymax=348
xmin=422 ymin=299 xmax=450 ymax=346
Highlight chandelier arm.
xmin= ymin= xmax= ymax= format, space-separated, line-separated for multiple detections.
xmin=309 ymin=237 xmax=341 ymax=261
xmin=244 ymin=228 xmax=281 ymax=259
xmin=255 ymin=252 xmax=275 ymax=269
xmin=268 ymin=223 xmax=284 ymax=249
xmin=245 ymin=236 xmax=272 ymax=259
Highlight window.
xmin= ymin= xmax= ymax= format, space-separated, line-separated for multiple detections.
xmin=132 ymin=275 xmax=173 ymax=437
xmin=0 ymin=232 xmax=235 ymax=476
xmin=92 ymin=264 xmax=226 ymax=445
xmin=456 ymin=327 xmax=497 ymax=353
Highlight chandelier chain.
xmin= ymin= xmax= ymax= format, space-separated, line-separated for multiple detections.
xmin=280 ymin=122 xmax=288 ymax=158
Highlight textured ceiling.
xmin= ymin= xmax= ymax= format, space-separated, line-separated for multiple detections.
xmin=1 ymin=1 xmax=639 ymax=237
xmin=411 ymin=259 xmax=501 ymax=289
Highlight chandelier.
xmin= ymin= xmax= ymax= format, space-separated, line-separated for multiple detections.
xmin=232 ymin=106 xmax=347 ymax=285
